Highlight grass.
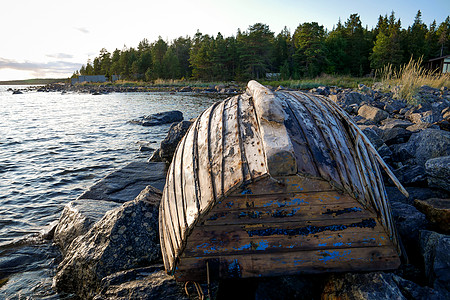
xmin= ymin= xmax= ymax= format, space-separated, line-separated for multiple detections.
xmin=260 ymin=75 xmax=375 ymax=90
xmin=375 ymin=58 xmax=450 ymax=105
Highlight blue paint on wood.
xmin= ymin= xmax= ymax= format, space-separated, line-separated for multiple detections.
xmin=319 ymin=243 xmax=327 ymax=247
xmin=241 ymin=189 xmax=253 ymax=195
xmin=319 ymin=250 xmax=352 ymax=263
xmin=256 ymin=240 xmax=269 ymax=250
xmin=246 ymin=218 xmax=376 ymax=237
xmin=323 ymin=207 xmax=362 ymax=216
xmin=226 ymin=201 xmax=234 ymax=208
xmin=228 ymin=259 xmax=242 ymax=278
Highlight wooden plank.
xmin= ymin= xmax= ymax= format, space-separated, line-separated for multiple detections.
xmin=175 ymin=246 xmax=400 ymax=281
xmin=209 ymin=100 xmax=225 ymax=199
xmin=196 ymin=104 xmax=215 ymax=213
xmin=230 ymin=176 xmax=334 ymax=196
xmin=188 ymin=216 xmax=382 ymax=242
xmin=284 ymin=94 xmax=341 ymax=185
xmin=237 ymin=93 xmax=267 ymax=180
xmin=183 ymin=223 xmax=391 ymax=257
xmin=222 ymin=97 xmax=244 ymax=194
xmin=213 ymin=192 xmax=358 ymax=211
xmin=203 ymin=202 xmax=371 ymax=226
xmin=247 ymin=80 xmax=297 ymax=176
xmin=181 ymin=121 xmax=199 ymax=227
xmin=173 ymin=133 xmax=188 ymax=238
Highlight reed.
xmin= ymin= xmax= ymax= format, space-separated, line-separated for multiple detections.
xmin=376 ymin=58 xmax=450 ymax=105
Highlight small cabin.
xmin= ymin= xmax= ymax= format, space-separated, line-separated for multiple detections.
xmin=159 ymin=81 xmax=407 ymax=281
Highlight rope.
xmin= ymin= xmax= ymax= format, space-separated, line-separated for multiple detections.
xmin=184 ymin=281 xmax=205 ymax=300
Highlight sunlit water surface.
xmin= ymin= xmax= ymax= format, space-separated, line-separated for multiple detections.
xmin=0 ymin=86 xmax=218 ymax=298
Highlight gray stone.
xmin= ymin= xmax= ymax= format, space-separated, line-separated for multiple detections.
xmin=361 ymin=127 xmax=384 ymax=149
xmin=394 ymin=164 xmax=427 ymax=185
xmin=393 ymin=129 xmax=450 ymax=166
xmin=414 ymin=198 xmax=450 ymax=233
xmin=77 ymin=162 xmax=167 ymax=203
xmin=408 ymin=110 xmax=442 ymax=125
xmin=329 ymin=91 xmax=372 ymax=108
xmin=386 ymin=186 xmax=450 ymax=205
xmin=380 ymin=127 xmax=412 ymax=145
xmin=391 ymin=201 xmax=429 ymax=263
xmin=321 ymin=272 xmax=406 ymax=299
xmin=54 ymin=199 xmax=121 ymax=254
xmin=420 ymin=230 xmax=450 ymax=298
xmin=380 ymin=118 xmax=414 ymax=130
xmin=426 ymin=156 xmax=450 ymax=192
xmin=358 ymin=104 xmax=389 ymax=123
xmin=130 ymin=110 xmax=183 ymax=126
xmin=159 ymin=120 xmax=192 ymax=163
xmin=53 ymin=186 xmax=163 ymax=298
xmin=94 ymin=267 xmax=188 ymax=300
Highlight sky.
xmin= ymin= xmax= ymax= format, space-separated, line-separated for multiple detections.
xmin=0 ymin=0 xmax=448 ymax=81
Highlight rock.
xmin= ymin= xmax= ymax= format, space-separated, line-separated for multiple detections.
xmin=179 ymin=86 xmax=192 ymax=92
xmin=148 ymin=149 xmax=163 ymax=162
xmin=380 ymin=127 xmax=412 ymax=145
xmin=12 ymin=90 xmax=23 ymax=94
xmin=361 ymin=127 xmax=384 ymax=149
xmin=426 ymin=156 xmax=450 ymax=192
xmin=329 ymin=91 xmax=371 ymax=108
xmin=414 ymin=199 xmax=450 ymax=233
xmin=94 ymin=267 xmax=188 ymax=300
xmin=358 ymin=104 xmax=389 ymax=123
xmin=406 ymin=122 xmax=439 ymax=132
xmin=393 ymin=129 xmax=450 ymax=166
xmin=138 ymin=145 xmax=154 ymax=152
xmin=386 ymin=186 xmax=450 ymax=205
xmin=53 ymin=199 xmax=122 ymax=254
xmin=389 ymin=274 xmax=442 ymax=300
xmin=380 ymin=118 xmax=414 ymax=130
xmin=321 ymin=273 xmax=405 ymax=299
xmin=130 ymin=110 xmax=183 ymax=126
xmin=77 ymin=162 xmax=167 ymax=202
xmin=394 ymin=164 xmax=427 ymax=185
xmin=383 ymin=100 xmax=407 ymax=114
xmin=254 ymin=274 xmax=326 ymax=300
xmin=391 ymin=201 xmax=429 ymax=262
xmin=159 ymin=120 xmax=192 ymax=163
xmin=408 ymin=110 xmax=442 ymax=125
xmin=53 ymin=186 xmax=163 ymax=298
xmin=377 ymin=144 xmax=393 ymax=162
xmin=309 ymin=86 xmax=330 ymax=96
xmin=419 ymin=230 xmax=450 ymax=298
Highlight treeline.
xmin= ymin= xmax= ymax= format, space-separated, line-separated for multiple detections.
xmin=75 ymin=11 xmax=450 ymax=81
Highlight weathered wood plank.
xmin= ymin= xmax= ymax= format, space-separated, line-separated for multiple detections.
xmin=284 ymin=94 xmax=341 ymax=185
xmin=247 ymin=80 xmax=297 ymax=176
xmin=238 ymin=94 xmax=267 ymax=180
xmin=181 ymin=120 xmax=199 ymax=226
xmin=197 ymin=104 xmax=215 ymax=213
xmin=183 ymin=223 xmax=390 ymax=257
xmin=175 ymin=246 xmax=400 ymax=281
xmin=230 ymin=176 xmax=334 ymax=196
xmin=209 ymin=100 xmax=225 ymax=199
xmin=203 ymin=202 xmax=371 ymax=226
xmin=213 ymin=191 xmax=358 ymax=211
xmin=222 ymin=98 xmax=245 ymax=194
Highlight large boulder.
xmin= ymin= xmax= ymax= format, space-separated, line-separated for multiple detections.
xmin=94 ymin=266 xmax=188 ymax=300
xmin=77 ymin=162 xmax=167 ymax=202
xmin=426 ymin=156 xmax=450 ymax=192
xmin=390 ymin=201 xmax=429 ymax=263
xmin=159 ymin=120 xmax=193 ymax=163
xmin=129 ymin=110 xmax=183 ymax=126
xmin=329 ymin=91 xmax=371 ymax=109
xmin=321 ymin=273 xmax=404 ymax=299
xmin=414 ymin=198 xmax=450 ymax=233
xmin=420 ymin=230 xmax=450 ymax=298
xmin=392 ymin=129 xmax=450 ymax=166
xmin=53 ymin=186 xmax=163 ymax=299
xmin=358 ymin=104 xmax=389 ymax=124
xmin=53 ymin=199 xmax=121 ymax=254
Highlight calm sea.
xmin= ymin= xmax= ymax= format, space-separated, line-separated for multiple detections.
xmin=0 ymin=86 xmax=218 ymax=298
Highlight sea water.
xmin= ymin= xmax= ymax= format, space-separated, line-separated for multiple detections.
xmin=0 ymin=86 xmax=218 ymax=298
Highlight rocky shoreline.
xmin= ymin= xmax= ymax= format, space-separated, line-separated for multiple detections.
xmin=49 ymin=83 xmax=449 ymax=299
xmin=7 ymin=83 xmax=242 ymax=96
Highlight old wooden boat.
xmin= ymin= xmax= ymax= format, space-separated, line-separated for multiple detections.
xmin=159 ymin=80 xmax=408 ymax=281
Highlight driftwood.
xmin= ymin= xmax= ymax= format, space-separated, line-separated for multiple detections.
xmin=159 ymin=80 xmax=407 ymax=281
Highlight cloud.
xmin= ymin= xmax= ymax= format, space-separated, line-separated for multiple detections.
xmin=75 ymin=27 xmax=90 ymax=34
xmin=0 ymin=57 xmax=82 ymax=76
xmin=46 ymin=53 xmax=74 ymax=59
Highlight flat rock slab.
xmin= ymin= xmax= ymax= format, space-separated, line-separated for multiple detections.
xmin=415 ymin=198 xmax=450 ymax=233
xmin=77 ymin=162 xmax=167 ymax=203
xmin=130 ymin=110 xmax=183 ymax=126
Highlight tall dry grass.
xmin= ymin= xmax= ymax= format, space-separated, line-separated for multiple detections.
xmin=376 ymin=58 xmax=450 ymax=104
